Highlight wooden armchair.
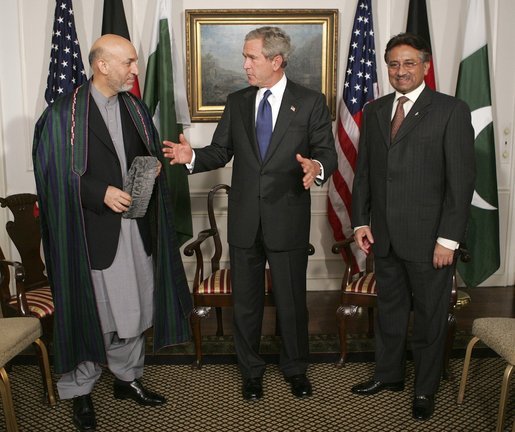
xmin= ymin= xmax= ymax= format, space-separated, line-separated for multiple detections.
xmin=0 ymin=194 xmax=54 ymax=339
xmin=332 ymin=236 xmax=470 ymax=379
xmin=184 ymin=184 xmax=314 ymax=369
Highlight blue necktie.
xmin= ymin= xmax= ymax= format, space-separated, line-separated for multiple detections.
xmin=256 ymin=89 xmax=273 ymax=160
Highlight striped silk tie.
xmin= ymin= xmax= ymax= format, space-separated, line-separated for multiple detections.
xmin=390 ymin=96 xmax=409 ymax=140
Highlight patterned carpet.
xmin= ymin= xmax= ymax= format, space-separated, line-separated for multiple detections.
xmin=1 ymin=357 xmax=513 ymax=431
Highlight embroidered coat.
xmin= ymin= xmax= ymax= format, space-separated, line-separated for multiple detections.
xmin=33 ymin=81 xmax=192 ymax=374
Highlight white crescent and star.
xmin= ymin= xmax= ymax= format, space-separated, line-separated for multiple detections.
xmin=470 ymin=105 xmax=497 ymax=211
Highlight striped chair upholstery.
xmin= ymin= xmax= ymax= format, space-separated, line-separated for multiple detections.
xmin=345 ymin=273 xmax=376 ymax=295
xmin=7 ymin=286 xmax=54 ymax=318
xmin=195 ymin=268 xmax=273 ymax=295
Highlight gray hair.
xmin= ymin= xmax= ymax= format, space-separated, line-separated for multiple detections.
xmin=245 ymin=26 xmax=293 ymax=67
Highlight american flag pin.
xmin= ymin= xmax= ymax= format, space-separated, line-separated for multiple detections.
xmin=290 ymin=106 xmax=296 ymax=112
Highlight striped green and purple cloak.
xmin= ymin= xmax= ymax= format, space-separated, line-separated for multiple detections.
xmin=33 ymin=81 xmax=192 ymax=374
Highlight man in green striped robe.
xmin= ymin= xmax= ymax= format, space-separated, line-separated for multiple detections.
xmin=33 ymin=35 xmax=192 ymax=431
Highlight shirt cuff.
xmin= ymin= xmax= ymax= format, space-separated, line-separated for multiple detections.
xmin=313 ymin=159 xmax=324 ymax=186
xmin=185 ymin=150 xmax=196 ymax=173
xmin=437 ymin=237 xmax=459 ymax=250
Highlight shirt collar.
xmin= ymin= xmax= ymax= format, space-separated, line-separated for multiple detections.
xmin=90 ymin=80 xmax=119 ymax=107
xmin=395 ymin=82 xmax=425 ymax=104
xmin=257 ymin=73 xmax=287 ymax=100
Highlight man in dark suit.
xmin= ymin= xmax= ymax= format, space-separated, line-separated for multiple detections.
xmin=163 ymin=26 xmax=337 ymax=400
xmin=350 ymin=33 xmax=475 ymax=420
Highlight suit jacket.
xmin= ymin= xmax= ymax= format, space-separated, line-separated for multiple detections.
xmin=193 ymin=79 xmax=337 ymax=251
xmin=352 ymin=86 xmax=476 ymax=262
xmin=81 ymin=96 xmax=152 ymax=269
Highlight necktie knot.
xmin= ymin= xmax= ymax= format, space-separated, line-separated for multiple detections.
xmin=391 ymin=96 xmax=410 ymax=141
xmin=256 ymin=89 xmax=273 ymax=160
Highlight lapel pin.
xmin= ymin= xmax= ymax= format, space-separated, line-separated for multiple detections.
xmin=414 ymin=112 xmax=419 ymax=116
xmin=290 ymin=105 xmax=296 ymax=112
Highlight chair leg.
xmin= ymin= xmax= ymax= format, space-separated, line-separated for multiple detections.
xmin=0 ymin=367 xmax=19 ymax=432
xmin=496 ymin=363 xmax=513 ymax=432
xmin=457 ymin=336 xmax=480 ymax=404
xmin=190 ymin=308 xmax=205 ymax=370
xmin=442 ymin=311 xmax=456 ymax=381
xmin=335 ymin=305 xmax=350 ymax=368
xmin=32 ymin=338 xmax=56 ymax=406
xmin=215 ymin=307 xmax=224 ymax=337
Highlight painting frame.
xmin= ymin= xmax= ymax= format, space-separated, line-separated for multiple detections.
xmin=185 ymin=9 xmax=338 ymax=122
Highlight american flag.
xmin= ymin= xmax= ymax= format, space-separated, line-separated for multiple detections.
xmin=327 ymin=0 xmax=379 ymax=272
xmin=45 ymin=0 xmax=87 ymax=105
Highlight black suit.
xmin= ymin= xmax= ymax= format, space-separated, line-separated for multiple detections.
xmin=193 ymin=79 xmax=337 ymax=378
xmin=81 ymin=96 xmax=152 ymax=270
xmin=352 ymin=86 xmax=475 ymax=394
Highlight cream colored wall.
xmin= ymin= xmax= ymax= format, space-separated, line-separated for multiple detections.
xmin=0 ymin=0 xmax=514 ymax=289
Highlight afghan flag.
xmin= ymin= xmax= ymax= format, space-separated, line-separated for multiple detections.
xmin=456 ymin=0 xmax=500 ymax=286
xmin=101 ymin=0 xmax=141 ymax=98
xmin=406 ymin=0 xmax=436 ymax=89
xmin=143 ymin=0 xmax=192 ymax=246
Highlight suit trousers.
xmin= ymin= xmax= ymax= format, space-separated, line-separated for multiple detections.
xmin=57 ymin=332 xmax=145 ymax=399
xmin=230 ymin=229 xmax=309 ymax=379
xmin=373 ymin=248 xmax=454 ymax=395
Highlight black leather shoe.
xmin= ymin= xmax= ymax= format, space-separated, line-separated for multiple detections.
xmin=351 ymin=379 xmax=405 ymax=395
xmin=113 ymin=379 xmax=166 ymax=406
xmin=286 ymin=374 xmax=312 ymax=398
xmin=242 ymin=377 xmax=263 ymax=400
xmin=72 ymin=394 xmax=96 ymax=431
xmin=412 ymin=394 xmax=435 ymax=420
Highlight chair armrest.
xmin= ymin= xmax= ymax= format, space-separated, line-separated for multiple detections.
xmin=183 ymin=228 xmax=217 ymax=257
xmin=331 ymin=237 xmax=356 ymax=255
xmin=183 ymin=228 xmax=218 ymax=292
xmin=0 ymin=259 xmax=31 ymax=316
xmin=331 ymin=237 xmax=363 ymax=289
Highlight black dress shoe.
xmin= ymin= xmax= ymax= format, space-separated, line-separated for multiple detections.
xmin=351 ymin=379 xmax=405 ymax=395
xmin=113 ymin=379 xmax=166 ymax=406
xmin=286 ymin=374 xmax=312 ymax=398
xmin=242 ymin=377 xmax=263 ymax=400
xmin=412 ymin=394 xmax=435 ymax=420
xmin=72 ymin=394 xmax=96 ymax=431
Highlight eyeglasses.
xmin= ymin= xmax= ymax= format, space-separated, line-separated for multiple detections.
xmin=387 ymin=61 xmax=420 ymax=70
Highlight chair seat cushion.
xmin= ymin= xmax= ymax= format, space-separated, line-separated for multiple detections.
xmin=7 ymin=286 xmax=54 ymax=319
xmin=0 ymin=317 xmax=41 ymax=366
xmin=345 ymin=273 xmax=377 ymax=295
xmin=472 ymin=317 xmax=515 ymax=365
xmin=195 ymin=268 xmax=273 ymax=295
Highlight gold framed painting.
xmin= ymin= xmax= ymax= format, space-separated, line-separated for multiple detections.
xmin=186 ymin=9 xmax=338 ymax=122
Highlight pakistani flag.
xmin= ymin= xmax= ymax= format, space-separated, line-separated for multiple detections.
xmin=143 ymin=0 xmax=192 ymax=246
xmin=456 ymin=0 xmax=500 ymax=286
